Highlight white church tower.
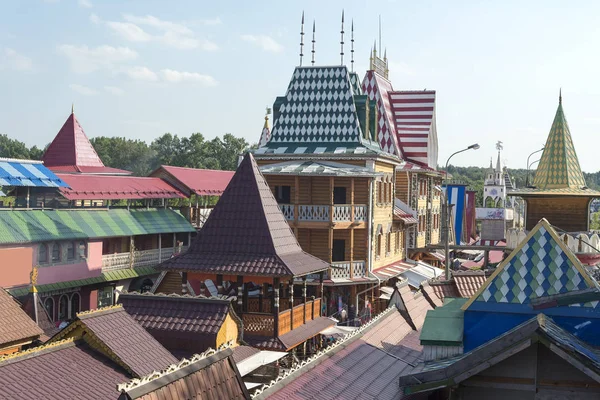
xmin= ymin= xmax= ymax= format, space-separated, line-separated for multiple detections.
xmin=483 ymin=141 xmax=506 ymax=208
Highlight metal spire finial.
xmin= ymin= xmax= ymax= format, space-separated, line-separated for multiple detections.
xmin=378 ymin=15 xmax=382 ymax=55
xmin=351 ymin=19 xmax=355 ymax=72
xmin=71 ymin=103 xmax=74 ymax=114
xmin=311 ymin=20 xmax=316 ymax=66
xmin=299 ymin=11 xmax=305 ymax=66
xmin=559 ymin=88 xmax=562 ymax=104
xmin=373 ymin=39 xmax=377 ymax=57
xmin=340 ymin=10 xmax=345 ymax=65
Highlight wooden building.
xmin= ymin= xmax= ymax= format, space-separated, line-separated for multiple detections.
xmin=511 ymin=93 xmax=600 ymax=232
xmin=157 ymin=153 xmax=335 ymax=352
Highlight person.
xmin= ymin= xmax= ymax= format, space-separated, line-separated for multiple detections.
xmin=340 ymin=307 xmax=347 ymax=324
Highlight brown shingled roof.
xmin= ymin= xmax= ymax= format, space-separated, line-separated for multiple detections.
xmin=117 ymin=347 xmax=250 ymax=400
xmin=52 ymin=306 xmax=177 ymax=377
xmin=0 ymin=289 xmax=42 ymax=347
xmin=452 ymin=270 xmax=489 ymax=298
xmin=0 ymin=339 xmax=130 ymax=399
xmin=119 ymin=292 xmax=237 ymax=355
xmin=158 ymin=153 xmax=330 ymax=277
xmin=398 ymin=282 xmax=433 ymax=330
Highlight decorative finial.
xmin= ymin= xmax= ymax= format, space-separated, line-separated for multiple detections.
xmin=496 ymin=141 xmax=503 ymax=151
xmin=384 ymin=48 xmax=387 ymax=61
xmin=378 ymin=15 xmax=382 ymax=55
xmin=299 ymin=11 xmax=305 ymax=66
xmin=351 ymin=19 xmax=355 ymax=72
xmin=71 ymin=103 xmax=74 ymax=114
xmin=559 ymin=88 xmax=562 ymax=104
xmin=340 ymin=10 xmax=345 ymax=65
xmin=311 ymin=20 xmax=316 ymax=66
xmin=265 ymin=106 xmax=271 ymax=121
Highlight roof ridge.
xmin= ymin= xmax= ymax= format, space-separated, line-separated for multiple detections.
xmin=0 ymin=338 xmax=76 ymax=364
xmin=77 ymin=304 xmax=123 ymax=319
xmin=118 ymin=290 xmax=232 ymax=303
xmin=117 ymin=342 xmax=235 ymax=393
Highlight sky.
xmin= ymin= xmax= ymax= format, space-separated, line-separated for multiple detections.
xmin=1 ymin=0 xmax=600 ymax=171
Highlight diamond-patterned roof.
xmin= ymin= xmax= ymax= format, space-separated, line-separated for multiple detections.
xmin=533 ymin=97 xmax=586 ymax=190
xmin=261 ymin=66 xmax=383 ymax=156
xmin=464 ymin=219 xmax=598 ymax=309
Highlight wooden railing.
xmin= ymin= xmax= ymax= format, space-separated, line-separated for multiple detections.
xmin=101 ymin=246 xmax=188 ymax=272
xmin=242 ymin=313 xmax=275 ymax=336
xmin=329 ymin=260 xmax=366 ymax=280
xmin=279 ymin=204 xmax=368 ymax=223
xmin=242 ymin=298 xmax=323 ymax=338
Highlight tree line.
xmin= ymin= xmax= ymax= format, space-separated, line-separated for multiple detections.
xmin=0 ymin=133 xmax=251 ymax=175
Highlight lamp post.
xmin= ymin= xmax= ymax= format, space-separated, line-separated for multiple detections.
xmin=526 ymin=147 xmax=544 ymax=187
xmin=443 ymin=143 xmax=480 ymax=280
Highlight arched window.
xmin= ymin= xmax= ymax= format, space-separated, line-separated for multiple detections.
xmin=66 ymin=242 xmax=75 ymax=261
xmin=140 ymin=279 xmax=154 ymax=293
xmin=44 ymin=297 xmax=55 ymax=322
xmin=58 ymin=295 xmax=69 ymax=321
xmin=38 ymin=244 xmax=48 ymax=264
xmin=52 ymin=243 xmax=61 ymax=262
xmin=485 ymin=197 xmax=495 ymax=208
xmin=497 ymin=199 xmax=504 ymax=208
xmin=69 ymin=293 xmax=80 ymax=319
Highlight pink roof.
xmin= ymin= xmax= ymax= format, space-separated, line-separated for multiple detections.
xmin=57 ymin=174 xmax=185 ymax=200
xmin=42 ymin=112 xmax=131 ymax=175
xmin=152 ymin=165 xmax=234 ymax=196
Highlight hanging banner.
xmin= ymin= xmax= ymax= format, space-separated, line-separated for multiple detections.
xmin=446 ymin=184 xmax=467 ymax=245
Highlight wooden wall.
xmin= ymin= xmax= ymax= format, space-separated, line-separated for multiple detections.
xmin=395 ymin=172 xmax=410 ymax=204
xmin=154 ymin=272 xmax=182 ymax=295
xmin=525 ymin=196 xmax=590 ymax=231
xmin=309 ymin=230 xmax=330 ymax=261
xmin=216 ymin=313 xmax=239 ymax=347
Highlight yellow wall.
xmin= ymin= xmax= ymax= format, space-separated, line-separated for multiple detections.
xmin=216 ymin=313 xmax=239 ymax=347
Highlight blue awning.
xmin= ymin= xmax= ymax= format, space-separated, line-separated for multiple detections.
xmin=0 ymin=159 xmax=69 ymax=188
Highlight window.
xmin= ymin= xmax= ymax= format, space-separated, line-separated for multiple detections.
xmin=44 ymin=297 xmax=54 ymax=322
xmin=332 ymin=239 xmax=346 ymax=262
xmin=485 ymin=197 xmax=495 ymax=208
xmin=58 ymin=295 xmax=69 ymax=321
xmin=78 ymin=241 xmax=87 ymax=259
xmin=395 ymin=231 xmax=401 ymax=252
xmin=38 ymin=244 xmax=48 ymax=264
xmin=274 ymin=186 xmax=291 ymax=204
xmin=386 ymin=232 xmax=391 ymax=255
xmin=376 ymin=234 xmax=382 ymax=257
xmin=51 ymin=243 xmax=61 ymax=262
xmin=69 ymin=293 xmax=80 ymax=319
xmin=377 ymin=182 xmax=383 ymax=203
xmin=97 ymin=286 xmax=114 ymax=308
xmin=66 ymin=242 xmax=75 ymax=261
xmin=333 ymin=187 xmax=347 ymax=204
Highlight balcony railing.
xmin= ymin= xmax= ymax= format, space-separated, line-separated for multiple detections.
xmin=101 ymin=246 xmax=189 ymax=272
xmin=507 ymin=228 xmax=600 ymax=254
xmin=279 ymin=204 xmax=368 ymax=223
xmin=242 ymin=298 xmax=321 ymax=338
xmin=329 ymin=260 xmax=367 ymax=280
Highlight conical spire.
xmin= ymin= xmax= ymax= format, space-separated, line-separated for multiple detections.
xmin=533 ymin=94 xmax=586 ymax=190
xmin=259 ymin=107 xmax=271 ymax=147
xmin=495 ymin=150 xmax=502 ymax=173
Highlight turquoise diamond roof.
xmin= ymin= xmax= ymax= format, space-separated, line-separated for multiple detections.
xmin=465 ymin=219 xmax=597 ymax=309
xmin=260 ymin=66 xmax=385 ymax=156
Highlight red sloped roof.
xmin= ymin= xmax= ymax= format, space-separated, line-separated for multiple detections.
xmin=153 ymin=165 xmax=234 ymax=196
xmin=42 ymin=112 xmax=131 ymax=175
xmin=57 ymin=174 xmax=185 ymax=200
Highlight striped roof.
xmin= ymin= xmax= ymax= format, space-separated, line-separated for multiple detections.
xmin=362 ymin=71 xmax=439 ymax=168
xmin=390 ymin=91 xmax=438 ymax=168
xmin=0 ymin=158 xmax=68 ymax=188
xmin=534 ymin=96 xmax=587 ymax=190
xmin=259 ymin=160 xmax=382 ymax=177
xmin=0 ymin=208 xmax=194 ymax=245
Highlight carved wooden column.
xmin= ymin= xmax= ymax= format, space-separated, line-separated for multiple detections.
xmin=289 ymin=278 xmax=294 ymax=331
xmin=273 ymin=277 xmax=280 ymax=338
xmin=237 ymin=275 xmax=243 ymax=313
xmin=302 ymin=277 xmax=307 ymax=323
xmin=181 ymin=272 xmax=188 ymax=295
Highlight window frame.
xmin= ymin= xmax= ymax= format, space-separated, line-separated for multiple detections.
xmin=43 ymin=297 xmax=55 ymax=322
xmin=51 ymin=243 xmax=61 ymax=263
xmin=38 ymin=243 xmax=48 ymax=264
xmin=66 ymin=242 xmax=75 ymax=261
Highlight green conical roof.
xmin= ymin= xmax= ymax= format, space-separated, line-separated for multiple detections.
xmin=533 ymin=95 xmax=586 ymax=190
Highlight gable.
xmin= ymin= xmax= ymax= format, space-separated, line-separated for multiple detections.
xmin=464 ymin=219 xmax=596 ymax=309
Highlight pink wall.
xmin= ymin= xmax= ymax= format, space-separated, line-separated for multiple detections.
xmin=37 ymin=240 xmax=103 ymax=285
xmin=0 ymin=246 xmax=34 ymax=288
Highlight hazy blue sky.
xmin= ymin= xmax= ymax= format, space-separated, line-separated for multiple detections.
xmin=1 ymin=0 xmax=599 ymax=171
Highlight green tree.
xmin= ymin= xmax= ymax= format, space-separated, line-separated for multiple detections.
xmin=150 ymin=133 xmax=182 ymax=167
xmin=0 ymin=134 xmax=33 ymax=159
xmin=90 ymin=137 xmax=156 ymax=176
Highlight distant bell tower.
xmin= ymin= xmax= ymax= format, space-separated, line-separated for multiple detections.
xmin=483 ymin=141 xmax=506 ymax=208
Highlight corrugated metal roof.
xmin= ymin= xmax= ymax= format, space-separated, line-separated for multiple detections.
xmin=0 ymin=208 xmax=194 ymax=245
xmin=151 ymin=165 xmax=234 ymax=196
xmin=0 ymin=159 xmax=69 ymax=188
xmin=57 ymin=174 xmax=185 ymax=200
xmin=259 ymin=160 xmax=383 ymax=177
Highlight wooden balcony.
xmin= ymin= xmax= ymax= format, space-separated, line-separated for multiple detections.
xmin=101 ymin=246 xmax=188 ymax=272
xmin=241 ymin=298 xmax=321 ymax=338
xmin=329 ymin=261 xmax=367 ymax=280
xmin=279 ymin=204 xmax=367 ymax=228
